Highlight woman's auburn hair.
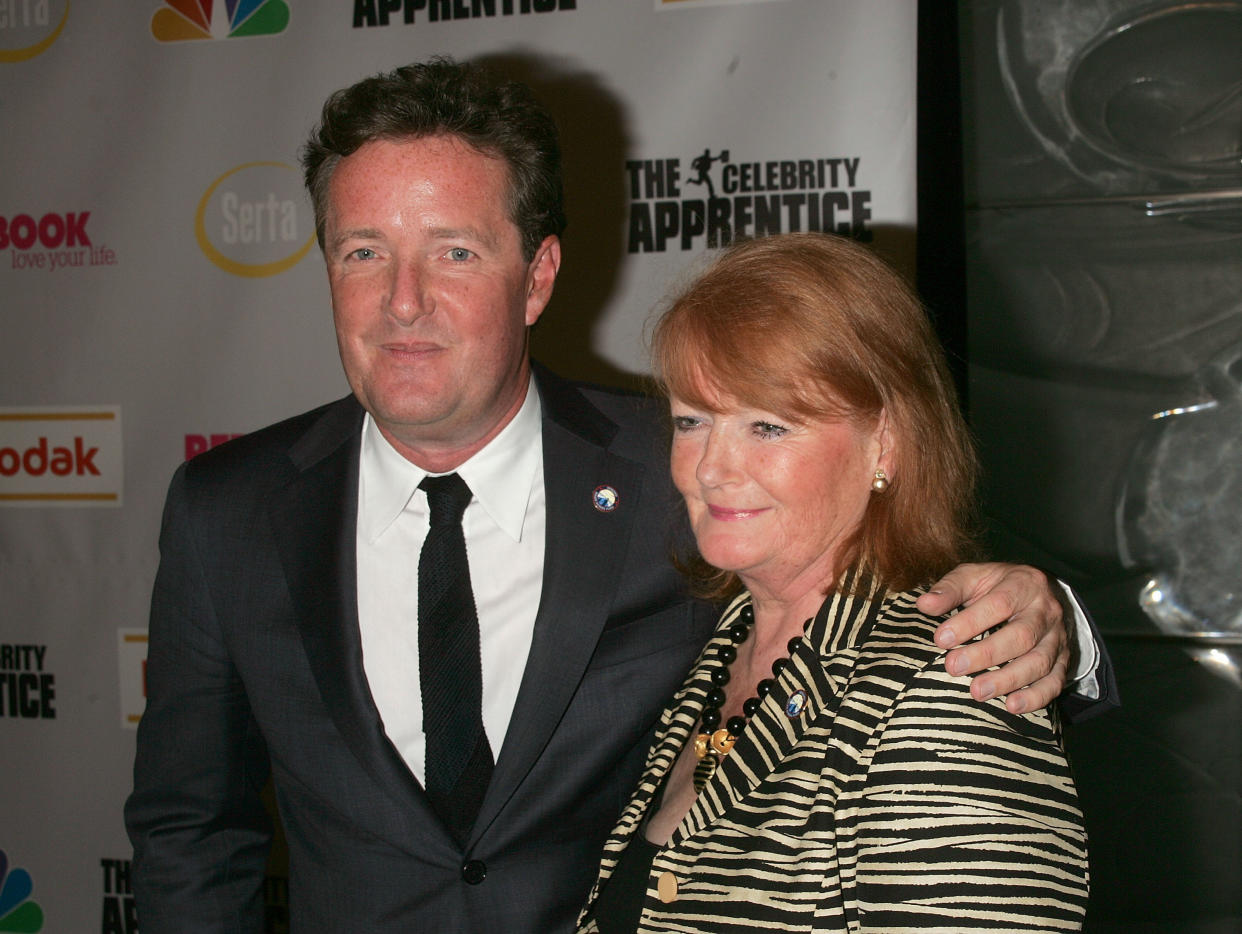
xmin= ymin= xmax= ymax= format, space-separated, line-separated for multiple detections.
xmin=652 ymin=232 xmax=978 ymax=600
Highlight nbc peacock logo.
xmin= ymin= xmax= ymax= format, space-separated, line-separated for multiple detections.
xmin=152 ymin=0 xmax=290 ymax=42
xmin=0 ymin=850 xmax=43 ymax=933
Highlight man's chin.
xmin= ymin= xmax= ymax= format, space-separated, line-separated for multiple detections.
xmin=357 ymin=375 xmax=457 ymax=421
xmin=368 ymin=403 xmax=458 ymax=434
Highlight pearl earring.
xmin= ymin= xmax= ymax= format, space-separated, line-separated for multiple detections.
xmin=871 ymin=468 xmax=889 ymax=493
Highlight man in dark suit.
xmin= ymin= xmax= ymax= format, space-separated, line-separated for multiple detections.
xmin=126 ymin=59 xmax=1106 ymax=933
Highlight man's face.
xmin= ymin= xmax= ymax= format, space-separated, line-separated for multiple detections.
xmin=323 ymin=134 xmax=560 ymax=469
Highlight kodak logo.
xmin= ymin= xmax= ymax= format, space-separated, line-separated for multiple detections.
xmin=0 ymin=437 xmax=101 ymax=476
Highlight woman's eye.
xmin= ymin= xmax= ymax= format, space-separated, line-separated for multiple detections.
xmin=753 ymin=421 xmax=788 ymax=439
xmin=672 ymin=415 xmax=702 ymax=431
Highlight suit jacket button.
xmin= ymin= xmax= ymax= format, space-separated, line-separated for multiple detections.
xmin=462 ymin=860 xmax=487 ymax=885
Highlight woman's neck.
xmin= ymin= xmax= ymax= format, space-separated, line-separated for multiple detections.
xmin=746 ymin=581 xmax=829 ymax=649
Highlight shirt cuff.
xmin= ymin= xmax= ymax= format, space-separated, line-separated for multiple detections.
xmin=1059 ymin=580 xmax=1101 ymax=700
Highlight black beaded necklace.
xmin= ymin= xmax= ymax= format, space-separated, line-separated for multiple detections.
xmin=692 ymin=603 xmax=809 ymax=792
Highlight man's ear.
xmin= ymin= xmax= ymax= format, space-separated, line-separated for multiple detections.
xmin=525 ymin=235 xmax=561 ymax=326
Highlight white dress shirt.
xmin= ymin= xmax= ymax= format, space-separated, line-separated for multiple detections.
xmin=355 ymin=378 xmax=545 ymax=786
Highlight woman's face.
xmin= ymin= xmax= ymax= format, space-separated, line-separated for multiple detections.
xmin=670 ymin=388 xmax=886 ymax=600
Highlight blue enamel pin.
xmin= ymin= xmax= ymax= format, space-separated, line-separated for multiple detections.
xmin=592 ymin=485 xmax=619 ymax=512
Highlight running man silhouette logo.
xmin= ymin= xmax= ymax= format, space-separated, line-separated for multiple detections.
xmin=687 ymin=148 xmax=730 ymax=200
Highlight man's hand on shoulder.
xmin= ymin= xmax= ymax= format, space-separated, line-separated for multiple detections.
xmin=918 ymin=562 xmax=1070 ymax=714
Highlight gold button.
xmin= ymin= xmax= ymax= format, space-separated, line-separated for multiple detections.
xmin=657 ymin=870 xmax=678 ymax=903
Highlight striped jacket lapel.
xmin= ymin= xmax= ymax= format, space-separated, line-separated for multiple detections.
xmin=582 ymin=579 xmax=895 ymax=919
xmin=680 ymin=578 xmax=889 ymax=841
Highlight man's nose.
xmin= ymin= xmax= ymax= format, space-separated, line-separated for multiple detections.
xmin=386 ymin=261 xmax=430 ymax=324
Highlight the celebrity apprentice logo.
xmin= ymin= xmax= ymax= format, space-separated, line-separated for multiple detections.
xmin=626 ymin=148 xmax=873 ymax=253
xmin=0 ymin=644 xmax=55 ymax=719
xmin=100 ymin=858 xmax=137 ymax=933
xmin=352 ymin=0 xmax=575 ymax=28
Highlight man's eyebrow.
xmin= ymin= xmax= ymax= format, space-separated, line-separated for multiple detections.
xmin=428 ymin=226 xmax=502 ymax=249
xmin=328 ymin=227 xmax=384 ymax=252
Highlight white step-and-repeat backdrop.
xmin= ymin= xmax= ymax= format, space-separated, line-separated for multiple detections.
xmin=0 ymin=2 xmax=915 ymax=928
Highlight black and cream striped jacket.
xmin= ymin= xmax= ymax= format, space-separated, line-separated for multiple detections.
xmin=577 ymin=580 xmax=1088 ymax=933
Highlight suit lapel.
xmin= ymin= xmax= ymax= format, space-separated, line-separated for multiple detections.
xmin=472 ymin=368 xmax=649 ymax=837
xmin=267 ymin=397 xmax=439 ymax=830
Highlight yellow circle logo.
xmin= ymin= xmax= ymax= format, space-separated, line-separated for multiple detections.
xmin=195 ymin=162 xmax=316 ymax=278
xmin=0 ymin=0 xmax=70 ymax=63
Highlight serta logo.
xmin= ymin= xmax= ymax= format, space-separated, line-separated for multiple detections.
xmin=152 ymin=0 xmax=290 ymax=41
xmin=195 ymin=162 xmax=315 ymax=277
xmin=0 ymin=407 xmax=123 ymax=506
xmin=0 ymin=212 xmax=91 ymax=249
xmin=0 ymin=0 xmax=69 ymax=63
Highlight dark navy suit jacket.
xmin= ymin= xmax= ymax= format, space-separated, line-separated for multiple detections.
xmin=126 ymin=365 xmax=717 ymax=933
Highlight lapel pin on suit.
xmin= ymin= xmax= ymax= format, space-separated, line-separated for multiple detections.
xmin=592 ymin=485 xmax=618 ymax=512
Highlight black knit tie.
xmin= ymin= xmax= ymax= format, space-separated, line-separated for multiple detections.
xmin=417 ymin=473 xmax=493 ymax=842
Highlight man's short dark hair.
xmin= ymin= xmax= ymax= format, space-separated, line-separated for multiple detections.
xmin=302 ymin=57 xmax=566 ymax=261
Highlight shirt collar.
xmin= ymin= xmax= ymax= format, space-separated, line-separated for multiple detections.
xmin=359 ymin=375 xmax=543 ymax=543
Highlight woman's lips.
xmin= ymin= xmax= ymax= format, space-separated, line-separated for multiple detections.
xmin=707 ymin=504 xmax=767 ymax=521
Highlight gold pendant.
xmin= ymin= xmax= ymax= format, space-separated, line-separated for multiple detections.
xmin=710 ymin=728 xmax=735 ymax=755
xmin=693 ymin=753 xmax=717 ymax=792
